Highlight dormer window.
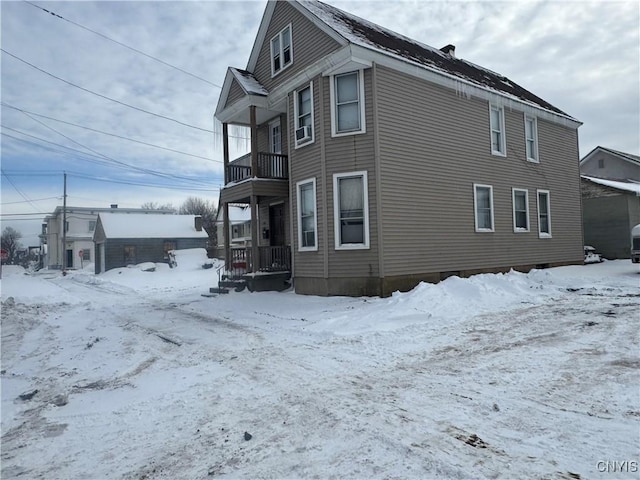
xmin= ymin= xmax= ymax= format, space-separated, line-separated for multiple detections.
xmin=271 ymin=25 xmax=292 ymax=76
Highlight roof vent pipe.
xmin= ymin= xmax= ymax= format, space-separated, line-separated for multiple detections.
xmin=195 ymin=216 xmax=203 ymax=232
xmin=440 ymin=44 xmax=456 ymax=57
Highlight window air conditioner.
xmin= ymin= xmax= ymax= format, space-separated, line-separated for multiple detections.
xmin=295 ymin=125 xmax=311 ymax=142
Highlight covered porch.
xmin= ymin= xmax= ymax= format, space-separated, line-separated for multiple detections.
xmin=216 ymin=68 xmax=291 ymax=288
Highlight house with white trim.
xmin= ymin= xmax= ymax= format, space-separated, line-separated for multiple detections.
xmin=214 ymin=0 xmax=584 ymax=296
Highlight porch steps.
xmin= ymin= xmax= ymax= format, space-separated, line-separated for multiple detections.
xmin=209 ymin=280 xmax=247 ymax=294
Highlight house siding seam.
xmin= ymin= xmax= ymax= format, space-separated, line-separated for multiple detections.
xmin=252 ymin=1 xmax=341 ymax=93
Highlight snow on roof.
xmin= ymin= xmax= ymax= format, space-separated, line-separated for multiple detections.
xmin=216 ymin=205 xmax=251 ymax=224
xmin=230 ymin=67 xmax=268 ymax=96
xmin=98 ymin=214 xmax=209 ymax=239
xmin=582 ymin=175 xmax=640 ymax=195
xmin=299 ymin=0 xmax=569 ymax=117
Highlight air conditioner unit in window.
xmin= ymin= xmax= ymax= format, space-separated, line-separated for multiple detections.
xmin=295 ymin=125 xmax=311 ymax=142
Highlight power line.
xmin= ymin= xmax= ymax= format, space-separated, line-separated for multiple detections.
xmin=11 ymin=111 xmax=215 ymax=186
xmin=1 ymin=169 xmax=40 ymax=211
xmin=1 ymin=48 xmax=215 ymax=134
xmin=2 ymin=103 xmax=221 ymax=163
xmin=67 ymin=172 xmax=220 ymax=192
xmin=1 ymin=196 xmax=60 ymax=205
xmin=23 ymin=0 xmax=222 ymax=89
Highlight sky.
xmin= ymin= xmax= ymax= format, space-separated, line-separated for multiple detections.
xmin=1 ymin=0 xmax=639 ymax=246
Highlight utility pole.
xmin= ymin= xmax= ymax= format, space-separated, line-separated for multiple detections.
xmin=62 ymin=172 xmax=67 ymax=274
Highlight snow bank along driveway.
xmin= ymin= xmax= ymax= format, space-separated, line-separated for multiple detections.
xmin=1 ymin=256 xmax=639 ymax=479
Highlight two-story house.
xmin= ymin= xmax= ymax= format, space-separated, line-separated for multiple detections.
xmin=214 ymin=0 xmax=584 ymax=296
xmin=41 ymin=205 xmax=173 ymax=270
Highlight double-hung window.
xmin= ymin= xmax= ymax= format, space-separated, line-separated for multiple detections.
xmin=512 ymin=188 xmax=529 ymax=232
xmin=474 ymin=184 xmax=494 ymax=232
xmin=297 ymin=178 xmax=317 ymax=250
xmin=525 ymin=115 xmax=538 ymax=162
xmin=333 ymin=171 xmax=369 ymax=249
xmin=330 ymin=71 xmax=366 ymax=136
xmin=294 ymin=83 xmax=313 ymax=147
xmin=489 ymin=104 xmax=506 ymax=155
xmin=537 ymin=190 xmax=552 ymax=237
xmin=270 ymin=25 xmax=292 ymax=76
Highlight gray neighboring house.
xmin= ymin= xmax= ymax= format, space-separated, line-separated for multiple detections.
xmin=214 ymin=0 xmax=584 ymax=296
xmin=40 ymin=205 xmax=174 ymax=270
xmin=580 ymin=146 xmax=640 ymax=181
xmin=93 ymin=214 xmax=208 ymax=274
xmin=580 ymin=147 xmax=640 ymax=259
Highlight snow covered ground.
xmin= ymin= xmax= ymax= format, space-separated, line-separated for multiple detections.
xmin=1 ymin=249 xmax=639 ymax=479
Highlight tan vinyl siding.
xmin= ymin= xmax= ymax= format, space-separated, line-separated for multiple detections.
xmin=375 ymin=65 xmax=582 ymax=276
xmin=322 ymin=70 xmax=379 ymax=278
xmin=289 ymin=75 xmax=325 ymax=278
xmin=226 ymin=78 xmax=245 ymax=109
xmin=253 ymin=1 xmax=341 ymax=92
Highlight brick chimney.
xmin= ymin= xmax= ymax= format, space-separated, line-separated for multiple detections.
xmin=195 ymin=216 xmax=203 ymax=232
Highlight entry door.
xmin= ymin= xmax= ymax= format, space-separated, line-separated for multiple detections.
xmin=66 ymin=249 xmax=73 ymax=269
xmin=269 ymin=203 xmax=285 ymax=246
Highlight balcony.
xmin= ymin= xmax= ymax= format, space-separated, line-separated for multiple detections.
xmin=226 ymin=152 xmax=288 ymax=184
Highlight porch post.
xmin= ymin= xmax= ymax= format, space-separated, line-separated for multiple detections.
xmin=250 ymin=194 xmax=259 ymax=273
xmin=250 ymin=105 xmax=258 ymax=176
xmin=223 ymin=202 xmax=230 ymax=270
xmin=222 ymin=122 xmax=230 ymax=184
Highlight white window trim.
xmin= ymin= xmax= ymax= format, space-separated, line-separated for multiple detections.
xmin=525 ymin=114 xmax=539 ymax=163
xmin=333 ymin=171 xmax=370 ymax=250
xmin=293 ymin=82 xmax=314 ymax=149
xmin=537 ymin=189 xmax=552 ymax=238
xmin=489 ymin=104 xmax=506 ymax=156
xmin=512 ymin=188 xmax=530 ymax=233
xmin=268 ymin=117 xmax=282 ymax=154
xmin=270 ymin=23 xmax=293 ymax=77
xmin=473 ymin=183 xmax=495 ymax=233
xmin=329 ymin=70 xmax=366 ymax=137
xmin=296 ymin=178 xmax=318 ymax=252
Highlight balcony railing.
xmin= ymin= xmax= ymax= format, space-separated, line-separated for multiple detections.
xmin=226 ymin=153 xmax=288 ymax=184
xmin=226 ymin=245 xmax=291 ymax=276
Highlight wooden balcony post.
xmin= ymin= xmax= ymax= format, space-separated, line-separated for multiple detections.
xmin=250 ymin=194 xmax=259 ymax=273
xmin=223 ymin=202 xmax=230 ymax=270
xmin=222 ymin=122 xmax=230 ymax=184
xmin=250 ymin=105 xmax=258 ymax=177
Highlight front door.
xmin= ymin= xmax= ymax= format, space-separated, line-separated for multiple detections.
xmin=269 ymin=203 xmax=285 ymax=246
xmin=66 ymin=249 xmax=74 ymax=269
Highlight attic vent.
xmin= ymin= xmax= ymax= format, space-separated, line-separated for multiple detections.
xmin=440 ymin=44 xmax=456 ymax=57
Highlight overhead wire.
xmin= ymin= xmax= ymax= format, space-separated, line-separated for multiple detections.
xmin=23 ymin=0 xmax=223 ymax=89
xmin=11 ymin=110 xmax=218 ymax=186
xmin=1 ymin=169 xmax=41 ymax=211
xmin=1 ymin=48 xmax=215 ymax=134
xmin=2 ymin=103 xmax=221 ymax=163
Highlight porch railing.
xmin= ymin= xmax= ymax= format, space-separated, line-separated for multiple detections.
xmin=226 ymin=245 xmax=291 ymax=275
xmin=226 ymin=153 xmax=288 ymax=183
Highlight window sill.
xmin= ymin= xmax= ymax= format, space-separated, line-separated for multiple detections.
xmin=271 ymin=62 xmax=293 ymax=78
xmin=298 ymin=246 xmax=318 ymax=252
xmin=332 ymin=128 xmax=366 ymax=138
xmin=475 ymin=228 xmax=494 ymax=233
xmin=335 ymin=244 xmax=370 ymax=250
xmin=294 ymin=138 xmax=314 ymax=150
xmin=491 ymin=150 xmax=507 ymax=157
xmin=514 ymin=228 xmax=530 ymax=233
xmin=527 ymin=158 xmax=539 ymax=164
xmin=539 ymin=233 xmax=552 ymax=239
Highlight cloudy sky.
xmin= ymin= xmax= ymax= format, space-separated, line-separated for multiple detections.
xmin=2 ymin=0 xmax=638 ymax=246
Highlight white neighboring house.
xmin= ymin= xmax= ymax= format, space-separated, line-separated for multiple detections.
xmin=40 ymin=205 xmax=173 ymax=270
xmin=214 ymin=205 xmax=252 ymax=258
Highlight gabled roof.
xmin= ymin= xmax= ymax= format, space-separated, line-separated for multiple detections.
xmin=297 ymin=0 xmax=568 ymax=116
xmin=580 ymin=146 xmax=640 ymax=166
xmin=216 ymin=205 xmax=251 ymax=225
xmin=239 ymin=0 xmax=575 ymax=122
xmin=229 ymin=68 xmax=268 ymax=96
xmin=97 ymin=214 xmax=208 ymax=239
xmin=581 ymin=175 xmax=640 ymax=195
